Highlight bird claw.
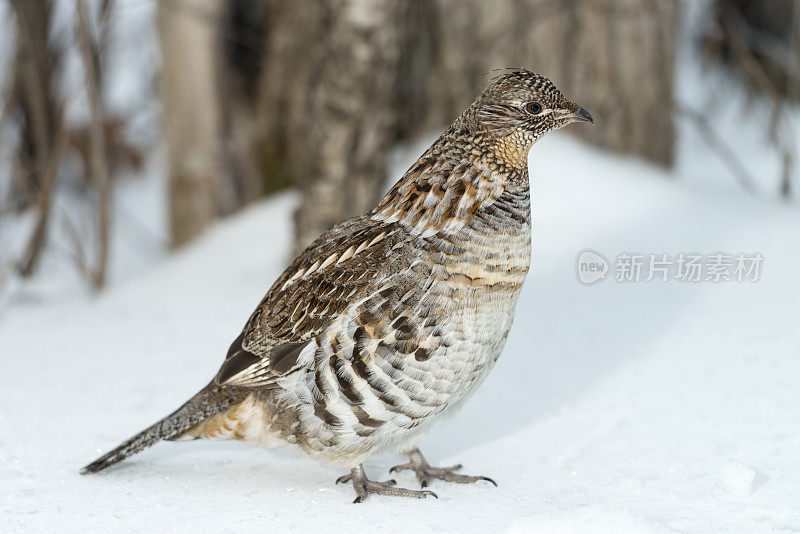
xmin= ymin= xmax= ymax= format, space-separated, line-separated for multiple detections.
xmin=338 ymin=465 xmax=435 ymax=503
xmin=389 ymin=449 xmax=497 ymax=488
xmin=336 ymin=473 xmax=396 ymax=486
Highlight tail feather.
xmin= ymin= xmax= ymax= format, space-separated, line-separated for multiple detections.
xmin=81 ymin=385 xmax=232 ymax=474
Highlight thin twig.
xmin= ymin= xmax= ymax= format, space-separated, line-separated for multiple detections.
xmin=59 ymin=208 xmax=92 ymax=281
xmin=0 ymin=259 xmax=15 ymax=302
xmin=677 ymin=105 xmax=757 ymax=194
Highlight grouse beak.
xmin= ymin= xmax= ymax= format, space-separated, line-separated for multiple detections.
xmin=565 ymin=106 xmax=594 ymax=125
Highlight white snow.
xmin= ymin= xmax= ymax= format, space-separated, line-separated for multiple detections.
xmin=719 ymin=460 xmax=757 ymax=498
xmin=2 ymin=131 xmax=799 ymax=532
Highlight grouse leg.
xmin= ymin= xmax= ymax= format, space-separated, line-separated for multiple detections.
xmin=390 ymin=448 xmax=497 ymax=488
xmin=336 ymin=464 xmax=437 ymax=503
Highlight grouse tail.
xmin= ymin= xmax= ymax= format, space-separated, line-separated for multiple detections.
xmin=80 ymin=384 xmax=230 ymax=474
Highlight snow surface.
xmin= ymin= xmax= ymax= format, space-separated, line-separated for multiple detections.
xmin=2 ymin=131 xmax=800 ymax=533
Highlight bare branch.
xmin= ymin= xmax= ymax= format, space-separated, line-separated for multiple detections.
xmin=677 ymin=105 xmax=757 ymax=194
xmin=784 ymin=0 xmax=800 ymax=199
xmin=10 ymin=0 xmax=52 ymax=181
xmin=791 ymin=0 xmax=800 ymax=102
xmin=76 ymin=0 xmax=111 ymax=291
xmin=17 ymin=102 xmax=69 ymax=276
xmin=59 ymin=208 xmax=92 ymax=282
xmin=719 ymin=15 xmax=798 ymax=199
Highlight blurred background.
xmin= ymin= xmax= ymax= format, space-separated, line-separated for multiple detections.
xmin=0 ymin=0 xmax=797 ymax=295
xmin=2 ymin=1 xmax=800 ymax=532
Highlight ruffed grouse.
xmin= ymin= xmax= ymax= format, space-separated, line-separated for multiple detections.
xmin=82 ymin=70 xmax=593 ymax=502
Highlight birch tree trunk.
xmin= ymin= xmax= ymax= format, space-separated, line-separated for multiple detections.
xmin=158 ymin=0 xmax=225 ymax=248
xmin=275 ymin=0 xmax=410 ymax=254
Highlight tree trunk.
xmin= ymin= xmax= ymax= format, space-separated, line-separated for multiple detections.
xmin=256 ymin=0 xmax=680 ymax=255
xmin=253 ymin=0 xmax=311 ymax=199
xmin=218 ymin=0 xmax=268 ymax=210
xmin=158 ymin=0 xmax=225 ymax=248
xmin=9 ymin=0 xmax=57 ymax=204
xmin=415 ymin=0 xmax=679 ymax=166
xmin=265 ymin=0 xmax=410 ymax=254
xmin=10 ymin=0 xmax=59 ymax=275
xmin=562 ymin=0 xmax=678 ymax=166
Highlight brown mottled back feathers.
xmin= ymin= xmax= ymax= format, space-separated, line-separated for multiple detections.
xmin=215 ymin=217 xmax=412 ymax=387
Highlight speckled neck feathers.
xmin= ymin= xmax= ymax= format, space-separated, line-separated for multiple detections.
xmin=372 ymin=122 xmax=531 ymax=239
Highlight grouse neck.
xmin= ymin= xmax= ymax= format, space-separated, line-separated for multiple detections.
xmin=372 ymin=131 xmax=530 ymax=238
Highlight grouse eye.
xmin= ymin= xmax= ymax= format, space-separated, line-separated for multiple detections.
xmin=525 ymin=102 xmax=543 ymax=115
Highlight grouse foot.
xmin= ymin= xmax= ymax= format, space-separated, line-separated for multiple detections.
xmin=336 ymin=464 xmax=438 ymax=503
xmin=390 ymin=448 xmax=497 ymax=488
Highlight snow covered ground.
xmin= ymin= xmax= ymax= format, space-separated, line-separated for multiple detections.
xmin=2 ymin=127 xmax=799 ymax=532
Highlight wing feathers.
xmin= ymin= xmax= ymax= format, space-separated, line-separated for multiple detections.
xmin=214 ymin=338 xmax=309 ymax=387
xmin=213 ymin=216 xmax=407 ymax=389
xmin=215 ymin=349 xmax=261 ymax=385
xmin=268 ymin=342 xmax=308 ymax=375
